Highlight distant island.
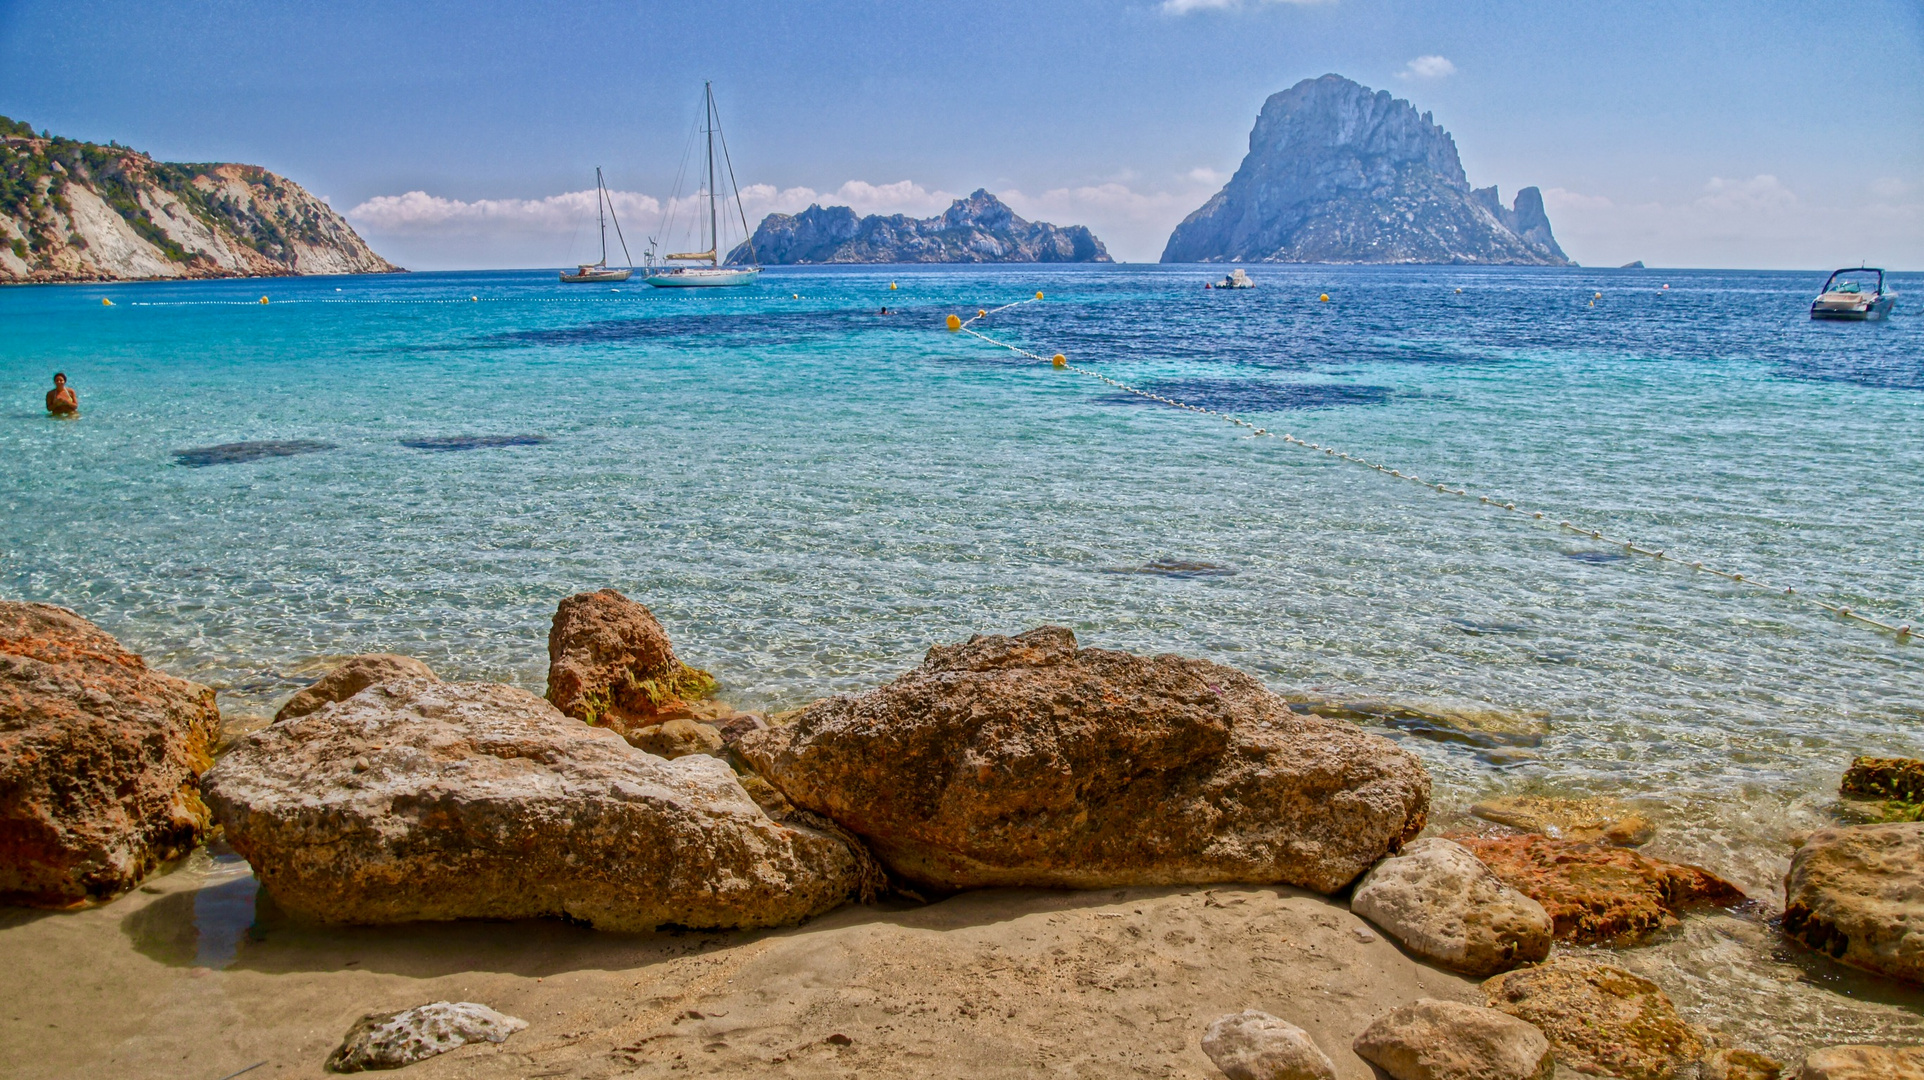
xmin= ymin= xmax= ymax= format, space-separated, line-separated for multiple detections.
xmin=728 ymin=190 xmax=1111 ymax=265
xmin=1162 ymin=75 xmax=1569 ymax=266
xmin=0 ymin=115 xmax=398 ymax=284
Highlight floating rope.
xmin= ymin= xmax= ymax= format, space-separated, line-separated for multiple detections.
xmin=952 ymin=296 xmax=1917 ymax=644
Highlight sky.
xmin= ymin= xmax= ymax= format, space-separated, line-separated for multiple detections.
xmin=2 ymin=0 xmax=1919 ymax=268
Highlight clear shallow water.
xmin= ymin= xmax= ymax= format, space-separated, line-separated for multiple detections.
xmin=4 ymin=264 xmax=1923 ymax=1046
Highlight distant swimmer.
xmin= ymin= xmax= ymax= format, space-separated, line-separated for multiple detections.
xmin=45 ymin=373 xmax=77 ymax=416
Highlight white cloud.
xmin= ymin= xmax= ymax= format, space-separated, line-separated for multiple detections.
xmin=1187 ymin=166 xmax=1227 ymax=185
xmin=348 ymin=188 xmax=661 ymax=233
xmin=1001 ymin=174 xmax=1227 ymax=262
xmin=734 ymin=179 xmax=957 ymax=219
xmin=1159 ymin=0 xmax=1330 ymax=13
xmin=1397 ymin=55 xmax=1457 ymax=81
xmin=1535 ymin=175 xmax=1921 ymax=269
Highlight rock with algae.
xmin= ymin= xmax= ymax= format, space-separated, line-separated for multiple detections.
xmin=1783 ymin=822 xmax=1924 ymax=985
xmin=1352 ymin=998 xmax=1553 ymax=1080
xmin=1469 ymin=794 xmax=1655 ymax=847
xmin=326 ymin=1001 xmax=526 ymax=1072
xmin=544 ymin=589 xmax=718 ymax=740
xmin=1482 ymin=959 xmax=1704 ymax=1080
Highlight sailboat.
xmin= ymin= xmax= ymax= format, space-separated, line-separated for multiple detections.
xmin=644 ymin=83 xmax=761 ymax=288
xmin=560 ymin=168 xmax=632 ymax=283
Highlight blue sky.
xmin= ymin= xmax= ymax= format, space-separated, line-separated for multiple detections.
xmin=2 ymin=0 xmax=1919 ymax=267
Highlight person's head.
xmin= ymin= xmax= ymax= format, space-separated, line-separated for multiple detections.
xmin=53 ymin=373 xmax=66 ymax=388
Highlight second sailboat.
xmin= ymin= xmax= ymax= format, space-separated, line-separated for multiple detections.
xmin=645 ymin=82 xmax=761 ymax=288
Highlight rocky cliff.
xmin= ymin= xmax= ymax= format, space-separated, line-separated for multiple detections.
xmin=0 ymin=115 xmax=399 ymax=283
xmin=1161 ymin=75 xmax=1568 ymax=266
xmin=730 ymin=189 xmax=1111 ymax=264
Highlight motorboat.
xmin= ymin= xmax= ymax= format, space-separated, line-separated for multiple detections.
xmin=560 ymin=168 xmax=633 ymax=283
xmin=644 ymin=83 xmax=762 ymax=289
xmin=1810 ymin=267 xmax=1895 ymax=321
xmin=1207 ymin=268 xmax=1254 ymax=289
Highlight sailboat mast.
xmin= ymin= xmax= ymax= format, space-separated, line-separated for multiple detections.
xmin=596 ymin=167 xmax=608 ymax=265
xmin=705 ymin=82 xmax=719 ymax=267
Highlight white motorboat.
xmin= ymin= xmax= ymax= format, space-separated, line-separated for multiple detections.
xmin=1208 ymin=268 xmax=1254 ymax=289
xmin=644 ymin=82 xmax=761 ymax=289
xmin=1810 ymin=267 xmax=1895 ymax=321
xmin=560 ymin=167 xmax=632 ymax=283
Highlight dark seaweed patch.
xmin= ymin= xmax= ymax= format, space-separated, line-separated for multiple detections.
xmin=1449 ymin=618 xmax=1528 ymax=635
xmin=173 ymin=440 xmax=336 ymax=467
xmin=1101 ymin=559 xmax=1239 ymax=579
xmin=1564 ymin=550 xmax=1628 ymax=564
xmin=399 ymin=434 xmax=549 ymax=452
xmin=1098 ymin=379 xmax=1391 ymax=412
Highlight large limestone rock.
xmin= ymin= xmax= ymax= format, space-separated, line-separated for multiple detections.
xmin=1160 ymin=74 xmax=1567 ymax=266
xmin=1352 ymin=998 xmax=1552 ymax=1080
xmin=1453 ymin=833 xmax=1746 ymax=945
xmin=1799 ymin=1045 xmax=1924 ymax=1080
xmin=1201 ymin=1010 xmax=1337 ymax=1080
xmin=273 ymin=653 xmax=436 ymax=721
xmin=1483 ymin=959 xmax=1705 ymax=1080
xmin=1 ymin=602 xmax=221 ymax=906
xmin=731 ymin=190 xmax=1111 ymax=265
xmin=1351 ymin=838 xmax=1552 ymax=976
xmin=1782 ymin=822 xmax=1924 ymax=984
xmin=204 ymin=677 xmax=861 ymax=930
xmin=326 ymin=1001 xmax=526 ymax=1072
xmin=544 ymin=589 xmax=717 ymax=739
xmin=738 ymin=626 xmax=1430 ymax=893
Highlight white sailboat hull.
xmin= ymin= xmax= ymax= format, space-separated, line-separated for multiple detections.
xmin=560 ymin=267 xmax=632 ymax=283
xmin=644 ymin=267 xmax=761 ymax=288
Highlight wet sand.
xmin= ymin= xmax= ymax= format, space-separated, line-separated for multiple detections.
xmin=4 ymin=854 xmax=1477 ymax=1080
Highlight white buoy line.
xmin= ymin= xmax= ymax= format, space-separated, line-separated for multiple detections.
xmin=951 ymin=296 xmax=1917 ymax=645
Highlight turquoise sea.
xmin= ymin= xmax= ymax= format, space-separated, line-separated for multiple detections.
xmin=4 ymin=263 xmax=1924 ymax=1045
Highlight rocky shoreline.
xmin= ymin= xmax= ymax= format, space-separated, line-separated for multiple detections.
xmin=3 ymin=593 xmax=1921 ymax=1077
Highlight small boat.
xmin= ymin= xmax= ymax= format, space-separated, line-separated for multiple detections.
xmin=645 ymin=83 xmax=761 ymax=289
xmin=1208 ymin=268 xmax=1254 ymax=289
xmin=560 ymin=168 xmax=632 ymax=283
xmin=1810 ymin=266 xmax=1895 ymax=321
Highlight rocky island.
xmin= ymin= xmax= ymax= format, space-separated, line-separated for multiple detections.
xmin=1162 ymin=75 xmax=1569 ymax=266
xmin=0 ymin=115 xmax=398 ymax=283
xmin=729 ymin=189 xmax=1110 ymax=264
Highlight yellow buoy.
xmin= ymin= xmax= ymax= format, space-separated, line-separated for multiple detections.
xmin=946 ymin=314 xmax=962 ymax=331
xmin=1052 ymin=353 xmax=1066 ymax=368
xmin=1594 ymin=292 xmax=1602 ymax=299
xmin=1035 ymin=291 xmax=1044 ymax=300
xmin=1455 ymin=288 xmax=1463 ymax=294
xmin=259 ymin=296 xmax=269 ymax=304
xmin=792 ymin=293 xmax=799 ymax=299
xmin=100 ymin=297 xmax=113 ymax=306
xmin=889 ymin=282 xmax=897 ymax=290
xmin=1319 ymin=293 xmax=1330 ymax=302
xmin=471 ymin=296 xmax=478 ymax=302
xmin=977 ymin=309 xmax=986 ymax=318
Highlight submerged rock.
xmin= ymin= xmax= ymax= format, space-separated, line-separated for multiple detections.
xmin=1482 ymin=959 xmax=1705 ymax=1080
xmin=1452 ymin=833 xmax=1746 ymax=945
xmin=1200 ymin=1010 xmax=1336 ymax=1080
xmin=1797 ymin=1045 xmax=1924 ymax=1080
xmin=1469 ymin=794 xmax=1655 ymax=847
xmin=544 ymin=589 xmax=718 ymax=739
xmin=1286 ymin=693 xmax=1550 ymax=749
xmin=1351 ymin=838 xmax=1552 ymax=976
xmin=1352 ymin=998 xmax=1553 ymax=1080
xmin=172 ymin=440 xmax=336 ymax=467
xmin=1782 ymin=822 xmax=1924 ymax=984
xmin=326 ymin=1001 xmax=526 ymax=1072
xmin=1839 ymin=757 xmax=1924 ymax=822
xmin=738 ymin=626 xmax=1430 ymax=893
xmin=0 ymin=602 xmax=221 ymax=906
xmin=274 ymin=653 xmax=437 ymax=721
xmin=205 ymin=677 xmax=860 ymax=930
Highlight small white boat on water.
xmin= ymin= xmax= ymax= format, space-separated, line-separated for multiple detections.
xmin=1208 ymin=268 xmax=1254 ymax=289
xmin=1810 ymin=266 xmax=1895 ymax=321
xmin=560 ymin=168 xmax=632 ymax=283
xmin=644 ymin=82 xmax=761 ymax=289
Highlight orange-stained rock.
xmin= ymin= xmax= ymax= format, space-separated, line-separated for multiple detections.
xmin=739 ymin=626 xmax=1431 ymax=894
xmin=0 ymin=602 xmax=221 ymax=905
xmin=544 ymin=589 xmax=716 ymax=739
xmin=274 ymin=653 xmax=436 ymax=721
xmin=1451 ymin=833 xmax=1746 ymax=945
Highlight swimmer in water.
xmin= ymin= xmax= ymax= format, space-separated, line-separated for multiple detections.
xmin=46 ymin=373 xmax=77 ymax=416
